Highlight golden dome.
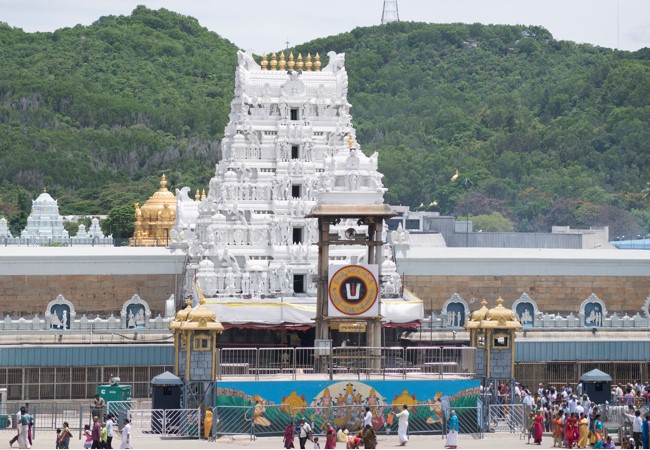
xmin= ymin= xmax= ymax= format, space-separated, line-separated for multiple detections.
xmin=184 ymin=298 xmax=224 ymax=332
xmin=486 ymin=297 xmax=518 ymax=323
xmin=187 ymin=299 xmax=216 ymax=323
xmin=130 ymin=174 xmax=177 ymax=246
xmin=139 ymin=174 xmax=176 ymax=221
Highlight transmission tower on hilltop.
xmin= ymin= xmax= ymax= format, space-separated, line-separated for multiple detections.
xmin=381 ymin=0 xmax=400 ymax=25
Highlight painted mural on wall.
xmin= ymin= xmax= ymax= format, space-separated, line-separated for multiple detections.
xmin=215 ymin=379 xmax=480 ymax=435
xmin=49 ymin=304 xmax=71 ymax=330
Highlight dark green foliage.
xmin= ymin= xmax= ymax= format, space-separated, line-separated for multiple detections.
xmin=0 ymin=10 xmax=648 ymax=237
xmin=102 ymin=204 xmax=136 ymax=239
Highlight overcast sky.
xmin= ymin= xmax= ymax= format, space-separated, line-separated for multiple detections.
xmin=2 ymin=0 xmax=649 ymax=52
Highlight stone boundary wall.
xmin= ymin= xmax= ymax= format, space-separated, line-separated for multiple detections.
xmin=0 ymin=274 xmax=178 ymax=316
xmin=405 ymin=275 xmax=650 ymax=313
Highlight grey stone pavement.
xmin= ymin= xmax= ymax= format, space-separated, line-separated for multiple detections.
xmin=33 ymin=432 xmax=536 ymax=449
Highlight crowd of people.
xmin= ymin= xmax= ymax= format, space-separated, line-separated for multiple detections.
xmin=281 ymin=406 xmax=408 ymax=449
xmin=516 ymin=380 xmax=650 ymax=449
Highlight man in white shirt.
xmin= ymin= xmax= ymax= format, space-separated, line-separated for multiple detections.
xmin=9 ymin=407 xmax=23 ymax=448
xmin=105 ymin=413 xmax=115 ymax=449
xmin=624 ymin=409 xmax=643 ymax=449
xmin=396 ymin=404 xmax=409 ymax=446
xmin=523 ymin=391 xmax=535 ymax=408
xmin=299 ymin=418 xmax=312 ymax=449
xmin=363 ymin=407 xmax=372 ymax=428
xmin=120 ymin=418 xmax=132 ymax=449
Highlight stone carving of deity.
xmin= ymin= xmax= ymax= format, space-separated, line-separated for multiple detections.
xmin=346 ymin=148 xmax=360 ymax=170
xmin=241 ymin=272 xmax=251 ymax=295
xmin=347 ymin=173 xmax=359 ymax=191
xmin=225 ymin=268 xmax=236 ymax=295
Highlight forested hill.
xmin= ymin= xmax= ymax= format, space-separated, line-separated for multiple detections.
xmin=0 ymin=7 xmax=649 ymax=238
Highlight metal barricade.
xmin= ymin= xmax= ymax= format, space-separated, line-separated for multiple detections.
xmin=218 ymin=348 xmax=256 ymax=378
xmin=486 ymin=403 xmax=525 ymax=434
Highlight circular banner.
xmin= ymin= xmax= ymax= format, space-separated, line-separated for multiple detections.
xmin=328 ymin=265 xmax=378 ymax=316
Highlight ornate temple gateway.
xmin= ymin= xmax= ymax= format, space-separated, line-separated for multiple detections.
xmin=172 ymin=50 xmax=423 ymax=343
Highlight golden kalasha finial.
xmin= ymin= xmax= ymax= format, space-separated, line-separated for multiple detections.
xmin=305 ymin=53 xmax=312 ymax=71
xmin=270 ymin=53 xmax=278 ymax=70
xmin=288 ymin=52 xmax=295 ymax=70
xmin=296 ymin=53 xmax=304 ymax=71
xmin=279 ymin=51 xmax=286 ymax=70
xmin=160 ymin=174 xmax=167 ymax=189
xmin=201 ymin=189 xmax=206 ymax=200
xmin=348 ymin=134 xmax=354 ymax=149
xmin=261 ymin=53 xmax=268 ymax=70
xmin=314 ymin=53 xmax=321 ymax=71
xmin=195 ymin=189 xmax=200 ymax=201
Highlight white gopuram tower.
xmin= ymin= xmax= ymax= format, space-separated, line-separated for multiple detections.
xmin=173 ymin=50 xmax=422 ymax=337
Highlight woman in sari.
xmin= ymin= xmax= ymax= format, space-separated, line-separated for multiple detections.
xmin=593 ymin=414 xmax=604 ymax=449
xmin=553 ymin=411 xmax=564 ymax=448
xmin=565 ymin=412 xmax=577 ymax=449
xmin=577 ymin=412 xmax=589 ymax=448
xmin=283 ymin=420 xmax=295 ymax=449
xmin=533 ymin=410 xmax=544 ymax=445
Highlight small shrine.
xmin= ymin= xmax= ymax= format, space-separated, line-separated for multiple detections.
xmin=130 ymin=175 xmax=177 ymax=247
xmin=169 ymin=296 xmax=224 ymax=382
xmin=21 ymin=190 xmax=69 ymax=243
xmin=465 ymin=298 xmax=521 ymax=379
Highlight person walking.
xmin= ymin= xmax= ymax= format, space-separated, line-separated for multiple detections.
xmin=59 ymin=422 xmax=73 ymax=450
xmin=324 ymin=422 xmax=336 ymax=449
xmin=91 ymin=415 xmax=102 ymax=448
xmin=593 ymin=414 xmax=604 ymax=449
xmin=17 ymin=407 xmax=32 ymax=449
xmin=283 ymin=420 xmax=295 ymax=449
xmin=299 ymin=418 xmax=313 ymax=449
xmin=553 ymin=411 xmax=564 ymax=448
xmin=9 ymin=406 xmax=24 ymax=448
xmin=445 ymin=410 xmax=459 ymax=449
xmin=577 ymin=412 xmax=589 ymax=448
xmin=119 ymin=418 xmax=132 ymax=449
xmin=395 ymin=404 xmax=409 ymax=447
xmin=84 ymin=424 xmax=93 ymax=449
xmin=363 ymin=407 xmax=372 ymax=428
xmin=533 ymin=410 xmax=544 ymax=445
xmin=105 ymin=413 xmax=115 ymax=449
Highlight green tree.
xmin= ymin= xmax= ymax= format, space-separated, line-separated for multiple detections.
xmin=471 ymin=212 xmax=514 ymax=232
xmin=101 ymin=204 xmax=135 ymax=239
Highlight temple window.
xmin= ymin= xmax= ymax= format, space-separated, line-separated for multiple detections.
xmin=291 ymin=145 xmax=300 ymax=159
xmin=293 ymin=274 xmax=305 ymax=294
xmin=293 ymin=227 xmax=303 ymax=244
xmin=290 ymin=108 xmax=299 ymax=120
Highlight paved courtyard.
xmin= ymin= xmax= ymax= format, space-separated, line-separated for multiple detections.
xmin=37 ymin=432 xmax=537 ymax=449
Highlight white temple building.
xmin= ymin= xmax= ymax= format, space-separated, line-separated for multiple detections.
xmin=172 ymin=50 xmax=424 ymax=339
xmin=1 ymin=190 xmax=113 ymax=246
xmin=21 ymin=190 xmax=70 ymax=242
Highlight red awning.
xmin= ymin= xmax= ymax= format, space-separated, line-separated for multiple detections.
xmin=382 ymin=322 xmax=420 ymax=329
xmin=223 ymin=324 xmax=314 ymax=331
